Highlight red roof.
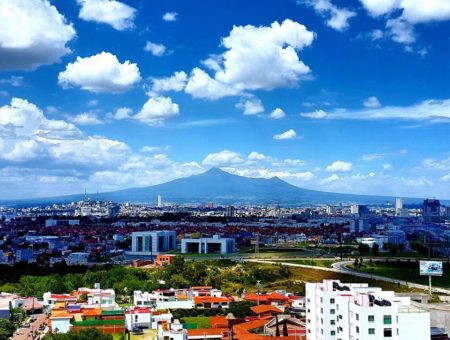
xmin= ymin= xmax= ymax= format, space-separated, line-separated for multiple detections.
xmin=250 ymin=305 xmax=283 ymax=315
xmin=267 ymin=292 xmax=288 ymax=301
xmin=210 ymin=315 xmax=228 ymax=328
xmin=193 ymin=296 xmax=229 ymax=304
xmin=245 ymin=293 xmax=269 ymax=302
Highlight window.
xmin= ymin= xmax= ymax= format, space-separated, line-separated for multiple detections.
xmin=356 ymin=313 xmax=359 ymax=321
xmin=369 ymin=328 xmax=375 ymax=335
xmin=331 ymin=320 xmax=335 ymax=325
xmin=321 ymin=307 xmax=323 ymax=314
xmin=330 ymin=298 xmax=335 ymax=304
xmin=356 ymin=326 xmax=359 ymax=334
xmin=321 ymin=318 xmax=323 ymax=324
xmin=368 ymin=315 xmax=375 ymax=322
xmin=383 ymin=315 xmax=392 ymax=325
xmin=384 ymin=328 xmax=392 ymax=337
xmin=330 ymin=309 xmax=335 ymax=315
xmin=331 ymin=330 xmax=336 ymax=335
xmin=321 ymin=297 xmax=323 ymax=303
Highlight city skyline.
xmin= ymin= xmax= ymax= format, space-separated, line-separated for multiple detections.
xmin=1 ymin=0 xmax=450 ymax=200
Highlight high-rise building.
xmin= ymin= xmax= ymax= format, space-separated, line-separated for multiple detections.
xmin=423 ymin=199 xmax=441 ymax=223
xmin=326 ymin=205 xmax=336 ymax=215
xmin=305 ymin=280 xmax=430 ymax=340
xmin=225 ymin=205 xmax=235 ymax=217
xmin=395 ymin=198 xmax=403 ymax=216
xmin=157 ymin=195 xmax=162 ymax=208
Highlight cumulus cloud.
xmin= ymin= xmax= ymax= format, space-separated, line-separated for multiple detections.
xmin=162 ymin=12 xmax=178 ymax=22
xmin=144 ymin=41 xmax=167 ymax=57
xmin=72 ymin=112 xmax=103 ymax=125
xmin=149 ymin=71 xmax=188 ymax=96
xmin=0 ymin=0 xmax=76 ymax=71
xmin=129 ymin=96 xmax=179 ymax=126
xmin=359 ymin=0 xmax=450 ymax=45
xmin=300 ymin=109 xmax=327 ymax=119
xmin=58 ymin=52 xmax=141 ymax=93
xmin=184 ymin=19 xmax=315 ymax=99
xmin=326 ymin=160 xmax=352 ymax=172
xmin=363 ymin=96 xmax=381 ymax=108
xmin=202 ymin=150 xmax=244 ymax=166
xmin=269 ymin=108 xmax=286 ymax=119
xmin=273 ymin=129 xmax=297 ymax=140
xmin=302 ymin=0 xmax=357 ymax=31
xmin=112 ymin=107 xmax=132 ymax=120
xmin=77 ymin=0 xmax=136 ymax=30
xmin=236 ymin=96 xmax=264 ymax=115
xmin=248 ymin=151 xmax=270 ymax=161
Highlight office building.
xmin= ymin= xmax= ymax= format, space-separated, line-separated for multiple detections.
xmin=128 ymin=231 xmax=176 ymax=260
xmin=225 ymin=205 xmax=235 ymax=217
xmin=423 ymin=199 xmax=441 ymax=223
xmin=181 ymin=235 xmax=235 ymax=254
xmin=305 ymin=280 xmax=430 ymax=340
xmin=395 ymin=198 xmax=403 ymax=216
xmin=157 ymin=195 xmax=162 ymax=208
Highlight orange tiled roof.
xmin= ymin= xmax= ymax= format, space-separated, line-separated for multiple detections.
xmin=250 ymin=305 xmax=283 ymax=315
xmin=51 ymin=311 xmax=73 ymax=319
xmin=267 ymin=292 xmax=288 ymax=301
xmin=245 ymin=293 xmax=269 ymax=302
xmin=210 ymin=315 xmax=228 ymax=327
xmin=233 ymin=319 xmax=269 ymax=334
xmin=82 ymin=308 xmax=102 ymax=317
xmin=193 ymin=296 xmax=228 ymax=304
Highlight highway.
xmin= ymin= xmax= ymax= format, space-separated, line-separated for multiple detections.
xmin=247 ymin=258 xmax=450 ymax=295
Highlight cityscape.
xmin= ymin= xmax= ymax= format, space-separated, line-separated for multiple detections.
xmin=1 ymin=0 xmax=450 ymax=340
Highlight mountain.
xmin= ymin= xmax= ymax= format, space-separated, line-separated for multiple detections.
xmin=0 ymin=168 xmax=429 ymax=206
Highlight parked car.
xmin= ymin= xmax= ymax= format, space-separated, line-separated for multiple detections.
xmin=132 ymin=327 xmax=143 ymax=334
xmin=22 ymin=323 xmax=30 ymax=328
xmin=38 ymin=324 xmax=46 ymax=331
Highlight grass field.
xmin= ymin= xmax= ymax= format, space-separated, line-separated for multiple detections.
xmin=350 ymin=260 xmax=450 ymax=289
xmin=180 ymin=316 xmax=212 ymax=329
xmin=272 ymin=259 xmax=335 ymax=268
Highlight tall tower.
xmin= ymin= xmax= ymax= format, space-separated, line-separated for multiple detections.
xmin=395 ymin=198 xmax=403 ymax=216
xmin=157 ymin=195 xmax=162 ymax=207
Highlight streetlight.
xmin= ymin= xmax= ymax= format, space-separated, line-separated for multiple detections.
xmin=256 ymin=280 xmax=261 ymax=306
xmin=225 ymin=313 xmax=236 ymax=340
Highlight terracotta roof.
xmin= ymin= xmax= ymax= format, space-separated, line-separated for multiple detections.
xmin=82 ymin=309 xmax=102 ymax=317
xmin=245 ymin=293 xmax=269 ymax=302
xmin=177 ymin=294 xmax=188 ymax=300
xmin=250 ymin=305 xmax=283 ymax=315
xmin=233 ymin=319 xmax=269 ymax=334
xmin=210 ymin=315 xmax=228 ymax=327
xmin=51 ymin=311 xmax=73 ymax=319
xmin=267 ymin=292 xmax=288 ymax=301
xmin=193 ymin=296 xmax=228 ymax=304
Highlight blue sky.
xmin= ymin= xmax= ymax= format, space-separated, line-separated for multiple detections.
xmin=1 ymin=0 xmax=450 ymax=200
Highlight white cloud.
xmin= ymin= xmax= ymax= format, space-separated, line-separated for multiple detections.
xmin=0 ymin=0 xmax=76 ymax=71
xmin=363 ymin=96 xmax=381 ymax=108
xmin=236 ymin=96 xmax=264 ymax=115
xmin=58 ymin=52 xmax=141 ymax=93
xmin=202 ymin=150 xmax=244 ymax=166
xmin=112 ymin=107 xmax=132 ymax=120
xmin=248 ymin=151 xmax=270 ymax=161
xmin=383 ymin=163 xmax=392 ymax=170
xmin=300 ymin=109 xmax=327 ymax=119
xmin=132 ymin=96 xmax=179 ymax=126
xmin=326 ymin=98 xmax=450 ymax=121
xmin=150 ymin=71 xmax=188 ymax=95
xmin=72 ymin=112 xmax=103 ymax=125
xmin=441 ymin=173 xmax=450 ymax=182
xmin=77 ymin=0 xmax=136 ymax=30
xmin=303 ymin=0 xmax=357 ymax=31
xmin=0 ymin=76 xmax=24 ymax=87
xmin=386 ymin=18 xmax=415 ymax=45
xmin=273 ymin=129 xmax=297 ymax=140
xmin=362 ymin=153 xmax=386 ymax=161
xmin=184 ymin=68 xmax=241 ymax=100
xmin=162 ymin=12 xmax=178 ymax=22
xmin=269 ymin=108 xmax=286 ymax=119
xmin=320 ymin=173 xmax=340 ymax=184
xmin=184 ymin=19 xmax=315 ymax=99
xmin=326 ymin=160 xmax=352 ymax=172
xmin=423 ymin=157 xmax=450 ymax=171
xmin=144 ymin=41 xmax=167 ymax=57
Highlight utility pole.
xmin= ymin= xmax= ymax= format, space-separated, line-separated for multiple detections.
xmin=256 ymin=280 xmax=261 ymax=306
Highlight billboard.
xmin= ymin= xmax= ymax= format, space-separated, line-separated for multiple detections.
xmin=420 ymin=261 xmax=443 ymax=276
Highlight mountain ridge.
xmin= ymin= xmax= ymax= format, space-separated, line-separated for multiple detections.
xmin=0 ymin=167 xmax=436 ymax=207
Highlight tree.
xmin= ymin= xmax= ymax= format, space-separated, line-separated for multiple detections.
xmin=358 ymin=243 xmax=370 ymax=255
xmin=389 ymin=244 xmax=398 ymax=256
xmin=0 ymin=319 xmax=16 ymax=340
xmin=353 ymin=258 xmax=359 ymax=268
xmin=372 ymin=243 xmax=379 ymax=256
xmin=228 ymin=301 xmax=256 ymax=318
xmin=43 ymin=328 xmax=113 ymax=340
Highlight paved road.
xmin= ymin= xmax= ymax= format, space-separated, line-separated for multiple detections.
xmin=13 ymin=313 xmax=47 ymax=340
xmin=248 ymin=259 xmax=450 ymax=295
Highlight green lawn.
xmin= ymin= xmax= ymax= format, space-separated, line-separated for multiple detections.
xmin=351 ymin=260 xmax=450 ymax=289
xmin=180 ymin=316 xmax=212 ymax=329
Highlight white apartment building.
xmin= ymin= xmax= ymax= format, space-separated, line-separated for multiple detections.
xmin=306 ymin=280 xmax=430 ymax=340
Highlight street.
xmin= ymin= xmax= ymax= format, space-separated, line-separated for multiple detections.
xmin=13 ymin=313 xmax=47 ymax=340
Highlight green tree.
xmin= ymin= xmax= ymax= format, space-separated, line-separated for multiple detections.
xmin=0 ymin=319 xmax=16 ymax=340
xmin=43 ymin=328 xmax=112 ymax=340
xmin=372 ymin=243 xmax=379 ymax=256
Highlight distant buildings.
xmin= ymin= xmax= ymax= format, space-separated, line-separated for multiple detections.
xmin=157 ymin=194 xmax=162 ymax=208
xmin=395 ymin=198 xmax=403 ymax=216
xmin=181 ymin=235 xmax=235 ymax=254
xmin=305 ymin=280 xmax=430 ymax=340
xmin=423 ymin=199 xmax=441 ymax=223
xmin=127 ymin=231 xmax=177 ymax=260
xmin=225 ymin=205 xmax=235 ymax=217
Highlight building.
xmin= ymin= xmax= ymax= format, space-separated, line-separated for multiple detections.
xmin=153 ymin=254 xmax=176 ymax=268
xmin=395 ymin=198 xmax=403 ymax=216
xmin=157 ymin=195 xmax=162 ymax=208
xmin=305 ymin=279 xmax=430 ymax=340
xmin=423 ymin=199 xmax=441 ymax=223
xmin=128 ymin=231 xmax=177 ymax=260
xmin=181 ymin=235 xmax=235 ymax=254
xmin=65 ymin=252 xmax=89 ymax=265
xmin=225 ymin=205 xmax=235 ymax=218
